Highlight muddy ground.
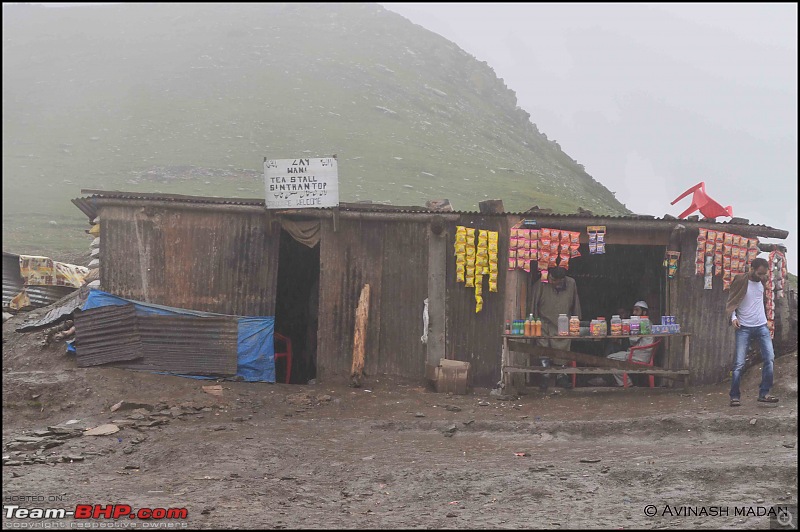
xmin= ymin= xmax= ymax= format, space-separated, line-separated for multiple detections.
xmin=2 ymin=313 xmax=798 ymax=530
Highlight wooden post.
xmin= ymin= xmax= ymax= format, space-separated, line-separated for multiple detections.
xmin=427 ymin=225 xmax=446 ymax=370
xmin=683 ymin=334 xmax=691 ymax=389
xmin=351 ymin=284 xmax=370 ymax=387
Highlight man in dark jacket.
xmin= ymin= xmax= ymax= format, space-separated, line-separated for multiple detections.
xmin=529 ymin=266 xmax=581 ymax=389
xmin=529 ymin=266 xmax=582 ymax=350
xmin=726 ymin=257 xmax=777 ymax=407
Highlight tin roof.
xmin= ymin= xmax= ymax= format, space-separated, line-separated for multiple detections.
xmin=73 ymin=190 xmax=789 ymax=238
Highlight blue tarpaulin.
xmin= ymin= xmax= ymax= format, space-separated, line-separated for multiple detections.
xmin=82 ymin=289 xmax=275 ymax=382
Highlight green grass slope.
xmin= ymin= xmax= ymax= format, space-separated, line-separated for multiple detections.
xmin=3 ymin=2 xmax=629 ymax=256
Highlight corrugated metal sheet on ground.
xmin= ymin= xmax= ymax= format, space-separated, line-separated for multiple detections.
xmin=15 ymin=286 xmax=90 ymax=332
xmin=136 ymin=315 xmax=239 ymax=376
xmin=14 ymin=286 xmax=77 ymax=310
xmin=81 ymin=289 xmax=275 ymax=382
xmin=73 ymin=304 xmax=143 ymax=367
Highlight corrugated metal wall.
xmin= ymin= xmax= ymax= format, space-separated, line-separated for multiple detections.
xmin=99 ymin=205 xmax=280 ymax=316
xmin=87 ymin=198 xmax=780 ymax=388
xmin=444 ymin=215 xmax=508 ymax=388
xmin=668 ymin=230 xmax=735 ymax=385
xmin=317 ymin=219 xmax=429 ymax=381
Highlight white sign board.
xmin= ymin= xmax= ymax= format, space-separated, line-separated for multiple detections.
xmin=264 ymin=157 xmax=339 ymax=209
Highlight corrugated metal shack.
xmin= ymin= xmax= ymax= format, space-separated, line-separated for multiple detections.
xmin=73 ymin=190 xmax=790 ymax=388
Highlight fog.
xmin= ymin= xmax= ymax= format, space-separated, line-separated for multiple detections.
xmin=382 ymin=2 xmax=797 ymax=272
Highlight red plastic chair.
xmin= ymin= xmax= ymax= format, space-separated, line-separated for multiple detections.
xmin=623 ymin=338 xmax=662 ymax=388
xmin=670 ymin=182 xmax=733 ymax=220
xmin=274 ymin=333 xmax=292 ymax=384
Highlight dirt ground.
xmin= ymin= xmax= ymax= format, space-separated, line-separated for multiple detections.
xmin=2 ymin=312 xmax=798 ymax=530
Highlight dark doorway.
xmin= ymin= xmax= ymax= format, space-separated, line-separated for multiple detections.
xmin=274 ymin=229 xmax=320 ymax=384
xmin=526 ymin=244 xmax=666 ymax=325
xmin=568 ymin=244 xmax=666 ymax=325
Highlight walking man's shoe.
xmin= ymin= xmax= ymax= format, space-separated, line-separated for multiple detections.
xmin=757 ymin=394 xmax=779 ymax=403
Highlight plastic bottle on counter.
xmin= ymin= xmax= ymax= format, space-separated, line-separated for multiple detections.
xmin=610 ymin=315 xmax=622 ymax=336
xmin=505 ymin=320 xmax=511 ymax=335
xmin=524 ymin=315 xmax=533 ymax=337
xmin=535 ymin=318 xmax=542 ymax=337
xmin=558 ymin=313 xmax=569 ymax=336
xmin=640 ymin=317 xmax=651 ymax=335
xmin=622 ymin=319 xmax=631 ymax=335
xmin=569 ymin=315 xmax=580 ymax=336
xmin=598 ymin=317 xmax=607 ymax=336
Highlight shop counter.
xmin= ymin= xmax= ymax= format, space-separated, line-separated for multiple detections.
xmin=501 ymin=333 xmax=691 ymax=391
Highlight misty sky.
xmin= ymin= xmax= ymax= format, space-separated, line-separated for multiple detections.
xmin=382 ymin=2 xmax=798 ymax=272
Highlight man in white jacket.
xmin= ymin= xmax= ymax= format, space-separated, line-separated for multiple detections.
xmin=606 ymin=301 xmax=655 ymax=386
xmin=725 ymin=257 xmax=777 ymax=407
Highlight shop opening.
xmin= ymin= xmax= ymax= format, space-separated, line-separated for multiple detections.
xmin=274 ymin=228 xmax=320 ymax=384
xmin=526 ymin=243 xmax=667 ymax=385
xmin=569 ymin=244 xmax=666 ymax=326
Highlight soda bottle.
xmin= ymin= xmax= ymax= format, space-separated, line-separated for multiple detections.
xmin=504 ymin=320 xmax=511 ymax=335
xmin=524 ymin=316 xmax=532 ymax=337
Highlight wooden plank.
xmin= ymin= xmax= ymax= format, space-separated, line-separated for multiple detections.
xmin=503 ymin=367 xmax=689 ymax=376
xmin=426 ymin=224 xmax=446 ymax=367
xmin=505 ymin=341 xmax=651 ymax=370
xmin=351 ymin=284 xmax=370 ymax=385
xmin=683 ymin=334 xmax=691 ymax=386
xmin=503 ymin=333 xmax=692 ymax=339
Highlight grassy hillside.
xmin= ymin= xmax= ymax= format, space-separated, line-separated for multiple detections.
xmin=2 ymin=2 xmax=629 ymax=256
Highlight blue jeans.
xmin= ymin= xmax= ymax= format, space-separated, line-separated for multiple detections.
xmin=729 ymin=325 xmax=774 ymax=400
